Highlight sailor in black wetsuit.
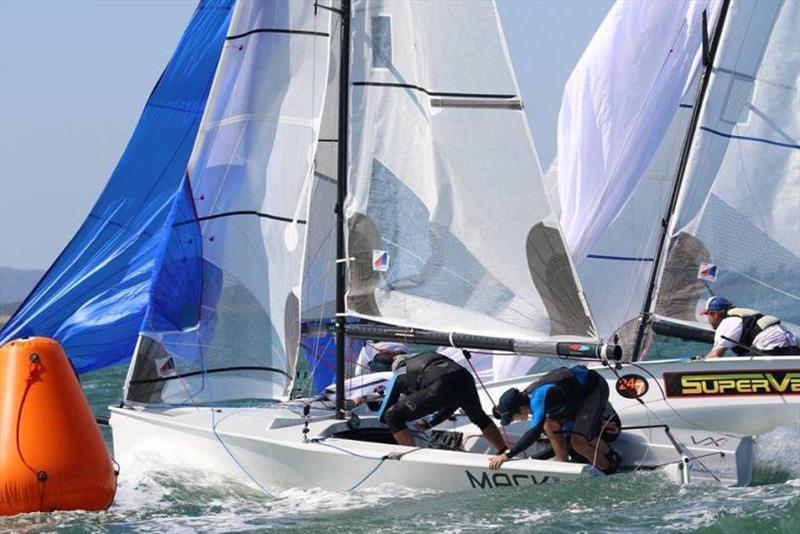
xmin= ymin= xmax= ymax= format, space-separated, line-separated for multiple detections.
xmin=378 ymin=351 xmax=507 ymax=452
xmin=488 ymin=365 xmax=618 ymax=473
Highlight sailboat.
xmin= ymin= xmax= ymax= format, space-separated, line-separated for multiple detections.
xmin=1 ymin=0 xmax=794 ymax=492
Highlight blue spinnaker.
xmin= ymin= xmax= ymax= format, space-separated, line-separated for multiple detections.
xmin=0 ymin=0 xmax=234 ymax=373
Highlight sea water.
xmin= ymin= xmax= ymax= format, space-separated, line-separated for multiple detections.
xmin=2 ymin=364 xmax=799 ymax=533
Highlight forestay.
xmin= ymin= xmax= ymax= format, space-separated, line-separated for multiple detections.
xmin=345 ymin=0 xmax=595 ymax=343
xmin=127 ymin=0 xmax=332 ymax=404
xmin=653 ymin=0 xmax=800 ymax=328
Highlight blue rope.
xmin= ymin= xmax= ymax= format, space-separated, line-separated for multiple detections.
xmin=202 ymin=360 xmax=276 ymax=497
xmin=311 ymin=438 xmax=390 ymax=490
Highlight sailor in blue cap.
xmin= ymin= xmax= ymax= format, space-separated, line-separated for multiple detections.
xmin=488 ymin=365 xmax=618 ymax=473
xmin=699 ymin=296 xmax=799 ymax=358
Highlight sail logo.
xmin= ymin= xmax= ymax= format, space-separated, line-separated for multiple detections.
xmin=156 ymin=356 xmax=176 ymax=377
xmin=664 ymin=370 xmax=800 ymax=397
xmin=465 ymin=470 xmax=558 ymax=489
xmin=697 ymin=262 xmax=718 ymax=282
xmin=372 ymin=250 xmax=389 ymax=272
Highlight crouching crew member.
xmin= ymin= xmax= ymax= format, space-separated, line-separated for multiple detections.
xmin=379 ymin=352 xmax=507 ymax=452
xmin=489 ymin=365 xmax=618 ymax=474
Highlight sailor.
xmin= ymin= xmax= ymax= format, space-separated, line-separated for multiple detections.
xmin=355 ymin=341 xmax=409 ymax=375
xmin=699 ymin=296 xmax=800 ymax=358
xmin=488 ymin=365 xmax=618 ymax=473
xmin=378 ymin=351 xmax=507 ymax=452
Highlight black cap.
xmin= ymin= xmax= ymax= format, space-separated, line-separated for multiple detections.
xmin=496 ymin=388 xmax=528 ymax=426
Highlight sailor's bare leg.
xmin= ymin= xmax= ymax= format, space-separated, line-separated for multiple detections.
xmin=544 ymin=420 xmax=569 ymax=462
xmin=480 ymin=422 xmax=508 ymax=452
xmin=392 ymin=428 xmax=416 ymax=446
xmin=570 ymin=434 xmax=611 ymax=470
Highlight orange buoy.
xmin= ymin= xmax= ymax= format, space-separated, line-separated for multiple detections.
xmin=0 ymin=337 xmax=116 ymax=515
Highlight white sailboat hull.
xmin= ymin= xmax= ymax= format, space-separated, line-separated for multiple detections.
xmin=109 ymin=355 xmax=775 ymax=492
xmin=109 ymin=405 xmax=592 ymax=493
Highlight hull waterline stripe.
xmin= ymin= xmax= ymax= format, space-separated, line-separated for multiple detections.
xmin=353 ymin=81 xmax=516 ymax=100
xmin=128 ymin=365 xmax=291 ymax=384
xmin=174 ymin=210 xmax=307 ymax=227
xmin=699 ymin=126 xmax=800 ymax=150
xmin=227 ymin=28 xmax=329 ymax=40
xmin=587 ymin=254 xmax=654 ymax=262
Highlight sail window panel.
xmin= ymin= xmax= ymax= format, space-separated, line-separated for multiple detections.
xmin=654 ymin=0 xmax=799 ymax=330
xmin=371 ymin=16 xmax=392 ymax=68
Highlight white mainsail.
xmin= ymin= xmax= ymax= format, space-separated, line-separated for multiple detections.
xmin=653 ymin=0 xmax=800 ymax=328
xmin=344 ymin=0 xmax=595 ymax=343
xmin=129 ymin=0 xmax=332 ymax=403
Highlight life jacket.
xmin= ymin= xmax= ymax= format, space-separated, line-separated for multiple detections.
xmin=726 ymin=308 xmax=781 ymax=356
xmin=524 ymin=367 xmax=587 ymax=421
xmin=402 ymin=351 xmax=457 ymax=393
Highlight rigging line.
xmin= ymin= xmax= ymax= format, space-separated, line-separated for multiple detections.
xmin=226 ymin=28 xmax=329 ymax=40
xmin=352 ymin=81 xmax=517 ymax=100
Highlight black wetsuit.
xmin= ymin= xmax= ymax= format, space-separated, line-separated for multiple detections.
xmin=380 ymin=352 xmax=493 ymax=434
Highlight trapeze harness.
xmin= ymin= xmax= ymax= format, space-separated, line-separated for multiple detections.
xmin=725 ymin=308 xmax=783 ymax=355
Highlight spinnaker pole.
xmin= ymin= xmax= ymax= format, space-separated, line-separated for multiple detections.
xmin=631 ymin=0 xmax=731 ymax=360
xmin=335 ymin=0 xmax=351 ymax=419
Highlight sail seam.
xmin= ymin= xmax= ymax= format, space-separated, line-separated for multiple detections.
xmin=128 ymin=365 xmax=291 ymax=384
xmin=174 ymin=210 xmax=307 ymax=226
xmin=698 ymin=126 xmax=800 ymax=150
xmin=227 ymin=28 xmax=329 ymax=40
xmin=352 ymin=81 xmax=516 ymax=99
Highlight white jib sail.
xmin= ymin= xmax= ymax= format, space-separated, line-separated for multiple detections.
xmin=345 ymin=0 xmax=595 ymax=343
xmin=653 ymin=0 xmax=800 ymax=328
xmin=143 ymin=0 xmax=332 ymax=402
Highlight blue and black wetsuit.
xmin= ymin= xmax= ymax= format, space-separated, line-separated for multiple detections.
xmin=506 ymin=366 xmax=608 ymax=459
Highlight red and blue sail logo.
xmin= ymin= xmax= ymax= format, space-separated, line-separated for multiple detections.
xmin=697 ymin=262 xmax=718 ymax=282
xmin=372 ymin=250 xmax=389 ymax=272
xmin=156 ymin=356 xmax=176 ymax=376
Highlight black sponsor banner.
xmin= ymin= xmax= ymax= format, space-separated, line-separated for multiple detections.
xmin=664 ymin=369 xmax=800 ymax=397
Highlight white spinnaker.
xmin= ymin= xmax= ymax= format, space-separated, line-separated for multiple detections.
xmin=578 ymin=81 xmax=697 ymax=339
xmin=557 ymin=0 xmax=721 ymax=266
xmin=345 ymin=0 xmax=594 ymax=343
xmin=653 ymin=0 xmax=800 ymax=327
xmin=151 ymin=0 xmax=332 ymax=402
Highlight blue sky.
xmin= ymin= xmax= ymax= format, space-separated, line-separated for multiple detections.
xmin=0 ymin=0 xmax=612 ymax=270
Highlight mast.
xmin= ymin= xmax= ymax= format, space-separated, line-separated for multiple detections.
xmin=335 ymin=0 xmax=351 ymax=419
xmin=631 ymin=0 xmax=731 ymax=360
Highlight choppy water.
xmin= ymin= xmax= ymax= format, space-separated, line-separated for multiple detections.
xmin=2 ymin=365 xmax=799 ymax=533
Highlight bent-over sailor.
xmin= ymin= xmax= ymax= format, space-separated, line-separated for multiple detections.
xmin=489 ymin=365 xmax=618 ymax=473
xmin=378 ymin=351 xmax=507 ymax=452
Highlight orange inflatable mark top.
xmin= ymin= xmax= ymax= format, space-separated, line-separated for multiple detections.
xmin=0 ymin=337 xmax=117 ymax=516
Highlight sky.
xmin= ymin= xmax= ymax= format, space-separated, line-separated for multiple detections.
xmin=0 ymin=0 xmax=612 ymax=271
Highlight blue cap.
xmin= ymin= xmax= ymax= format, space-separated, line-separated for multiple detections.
xmin=495 ymin=388 xmax=528 ymax=426
xmin=700 ymin=296 xmax=733 ymax=315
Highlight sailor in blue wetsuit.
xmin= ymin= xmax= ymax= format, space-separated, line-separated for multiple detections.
xmin=488 ymin=365 xmax=618 ymax=473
